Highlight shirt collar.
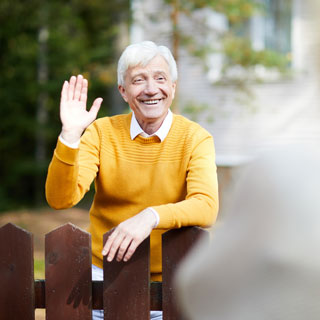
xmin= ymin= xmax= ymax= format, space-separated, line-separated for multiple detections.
xmin=130 ymin=109 xmax=173 ymax=142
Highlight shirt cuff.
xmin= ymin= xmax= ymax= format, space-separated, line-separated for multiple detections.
xmin=148 ymin=207 xmax=160 ymax=228
xmin=59 ymin=135 xmax=80 ymax=149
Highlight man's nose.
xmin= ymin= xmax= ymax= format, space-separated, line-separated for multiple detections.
xmin=144 ymin=79 xmax=158 ymax=95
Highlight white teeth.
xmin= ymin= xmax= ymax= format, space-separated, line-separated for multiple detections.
xmin=142 ymin=99 xmax=161 ymax=105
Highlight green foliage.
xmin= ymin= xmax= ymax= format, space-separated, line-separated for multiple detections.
xmin=183 ymin=101 xmax=211 ymax=122
xmin=0 ymin=0 xmax=130 ymax=211
xmin=173 ymin=0 xmax=261 ymax=21
xmin=222 ymin=34 xmax=289 ymax=70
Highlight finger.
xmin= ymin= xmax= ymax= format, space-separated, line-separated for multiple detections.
xmin=80 ymin=79 xmax=88 ymax=105
xmin=106 ymin=233 xmax=126 ymax=262
xmin=88 ymin=98 xmax=103 ymax=121
xmin=68 ymin=76 xmax=76 ymax=100
xmin=123 ymin=240 xmax=139 ymax=262
xmin=116 ymin=236 xmax=133 ymax=262
xmin=61 ymin=81 xmax=69 ymax=102
xmin=74 ymin=74 xmax=83 ymax=100
xmin=102 ymin=229 xmax=118 ymax=256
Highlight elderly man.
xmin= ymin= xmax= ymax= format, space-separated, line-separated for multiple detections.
xmin=45 ymin=41 xmax=219 ymax=319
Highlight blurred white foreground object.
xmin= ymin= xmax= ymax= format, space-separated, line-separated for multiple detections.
xmin=175 ymin=144 xmax=320 ymax=320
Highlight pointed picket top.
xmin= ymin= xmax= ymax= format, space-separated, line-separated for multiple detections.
xmin=45 ymin=222 xmax=92 ymax=320
xmin=45 ymin=222 xmax=90 ymax=237
xmin=0 ymin=222 xmax=33 ymax=237
xmin=0 ymin=222 xmax=35 ymax=320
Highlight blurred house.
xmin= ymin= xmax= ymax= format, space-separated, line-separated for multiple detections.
xmin=130 ymin=0 xmax=320 ymax=203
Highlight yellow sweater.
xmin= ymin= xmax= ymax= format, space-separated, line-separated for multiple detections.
xmin=46 ymin=113 xmax=219 ymax=281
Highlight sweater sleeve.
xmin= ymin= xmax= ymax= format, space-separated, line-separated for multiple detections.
xmin=45 ymin=123 xmax=100 ymax=209
xmin=153 ymin=133 xmax=219 ymax=229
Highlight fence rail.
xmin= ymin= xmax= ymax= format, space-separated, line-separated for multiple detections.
xmin=0 ymin=222 xmax=207 ymax=320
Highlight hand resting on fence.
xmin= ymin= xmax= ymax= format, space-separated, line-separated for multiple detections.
xmin=102 ymin=208 xmax=157 ymax=262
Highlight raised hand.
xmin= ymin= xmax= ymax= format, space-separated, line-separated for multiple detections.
xmin=60 ymin=74 xmax=103 ymax=143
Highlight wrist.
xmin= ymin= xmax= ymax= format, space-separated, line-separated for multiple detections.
xmin=59 ymin=135 xmax=80 ymax=149
xmin=60 ymin=128 xmax=83 ymax=144
xmin=146 ymin=207 xmax=159 ymax=229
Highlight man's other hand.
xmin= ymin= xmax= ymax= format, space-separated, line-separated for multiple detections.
xmin=102 ymin=208 xmax=157 ymax=262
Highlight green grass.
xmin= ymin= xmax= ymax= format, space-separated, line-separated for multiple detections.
xmin=34 ymin=259 xmax=45 ymax=279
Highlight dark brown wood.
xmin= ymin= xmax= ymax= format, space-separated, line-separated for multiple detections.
xmin=45 ymin=223 xmax=92 ymax=320
xmin=0 ymin=223 xmax=35 ymax=320
xmin=92 ymin=280 xmax=103 ymax=310
xmin=103 ymin=234 xmax=150 ymax=320
xmin=162 ymin=227 xmax=209 ymax=320
xmin=150 ymin=282 xmax=162 ymax=311
xmin=35 ymin=280 xmax=105 ymax=310
xmin=35 ymin=280 xmax=46 ymax=308
xmin=35 ymin=280 xmax=162 ymax=311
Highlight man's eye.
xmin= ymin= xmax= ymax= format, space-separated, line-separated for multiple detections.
xmin=157 ymin=76 xmax=165 ymax=81
xmin=133 ymin=78 xmax=143 ymax=83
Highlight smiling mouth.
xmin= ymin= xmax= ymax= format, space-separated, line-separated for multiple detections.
xmin=141 ymin=99 xmax=162 ymax=105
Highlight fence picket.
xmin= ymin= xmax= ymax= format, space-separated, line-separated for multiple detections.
xmin=162 ymin=227 xmax=209 ymax=320
xmin=103 ymin=233 xmax=150 ymax=320
xmin=0 ymin=223 xmax=34 ymax=320
xmin=45 ymin=223 xmax=92 ymax=320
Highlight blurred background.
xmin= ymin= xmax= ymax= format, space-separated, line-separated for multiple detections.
xmin=2 ymin=0 xmax=319 ymax=212
xmin=1 ymin=0 xmax=319 ymax=318
xmin=1 ymin=0 xmax=319 ymax=285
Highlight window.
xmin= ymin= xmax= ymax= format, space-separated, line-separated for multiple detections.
xmin=230 ymin=0 xmax=292 ymax=54
xmin=264 ymin=0 xmax=292 ymax=54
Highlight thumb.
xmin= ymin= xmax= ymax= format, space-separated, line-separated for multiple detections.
xmin=89 ymin=97 xmax=103 ymax=120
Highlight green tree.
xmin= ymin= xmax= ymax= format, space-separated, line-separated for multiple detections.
xmin=0 ymin=0 xmax=130 ymax=211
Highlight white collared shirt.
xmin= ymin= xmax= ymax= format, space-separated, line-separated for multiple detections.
xmin=130 ymin=109 xmax=173 ymax=141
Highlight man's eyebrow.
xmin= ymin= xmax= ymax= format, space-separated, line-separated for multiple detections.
xmin=131 ymin=70 xmax=168 ymax=78
xmin=131 ymin=72 xmax=146 ymax=79
xmin=153 ymin=70 xmax=167 ymax=75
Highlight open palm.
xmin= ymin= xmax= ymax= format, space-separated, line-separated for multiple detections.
xmin=60 ymin=75 xmax=103 ymax=143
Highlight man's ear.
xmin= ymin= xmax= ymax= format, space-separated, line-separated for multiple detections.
xmin=172 ymin=82 xmax=177 ymax=100
xmin=118 ymin=85 xmax=128 ymax=102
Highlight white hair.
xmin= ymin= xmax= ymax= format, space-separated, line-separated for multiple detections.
xmin=117 ymin=41 xmax=178 ymax=86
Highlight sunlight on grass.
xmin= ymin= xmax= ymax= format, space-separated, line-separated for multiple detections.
xmin=34 ymin=259 xmax=45 ymax=279
xmin=35 ymin=309 xmax=45 ymax=320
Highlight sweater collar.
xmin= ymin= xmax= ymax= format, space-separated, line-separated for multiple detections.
xmin=130 ymin=109 xmax=173 ymax=142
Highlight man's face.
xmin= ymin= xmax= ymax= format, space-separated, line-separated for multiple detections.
xmin=118 ymin=55 xmax=176 ymax=125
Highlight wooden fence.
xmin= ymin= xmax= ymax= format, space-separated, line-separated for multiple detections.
xmin=0 ymin=222 xmax=208 ymax=320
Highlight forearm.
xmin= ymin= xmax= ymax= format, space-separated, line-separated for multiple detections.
xmin=45 ymin=140 xmax=84 ymax=209
xmin=153 ymin=193 xmax=218 ymax=229
xmin=46 ymin=121 xmax=100 ymax=209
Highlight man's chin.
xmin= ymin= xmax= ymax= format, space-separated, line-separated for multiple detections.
xmin=138 ymin=110 xmax=167 ymax=122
